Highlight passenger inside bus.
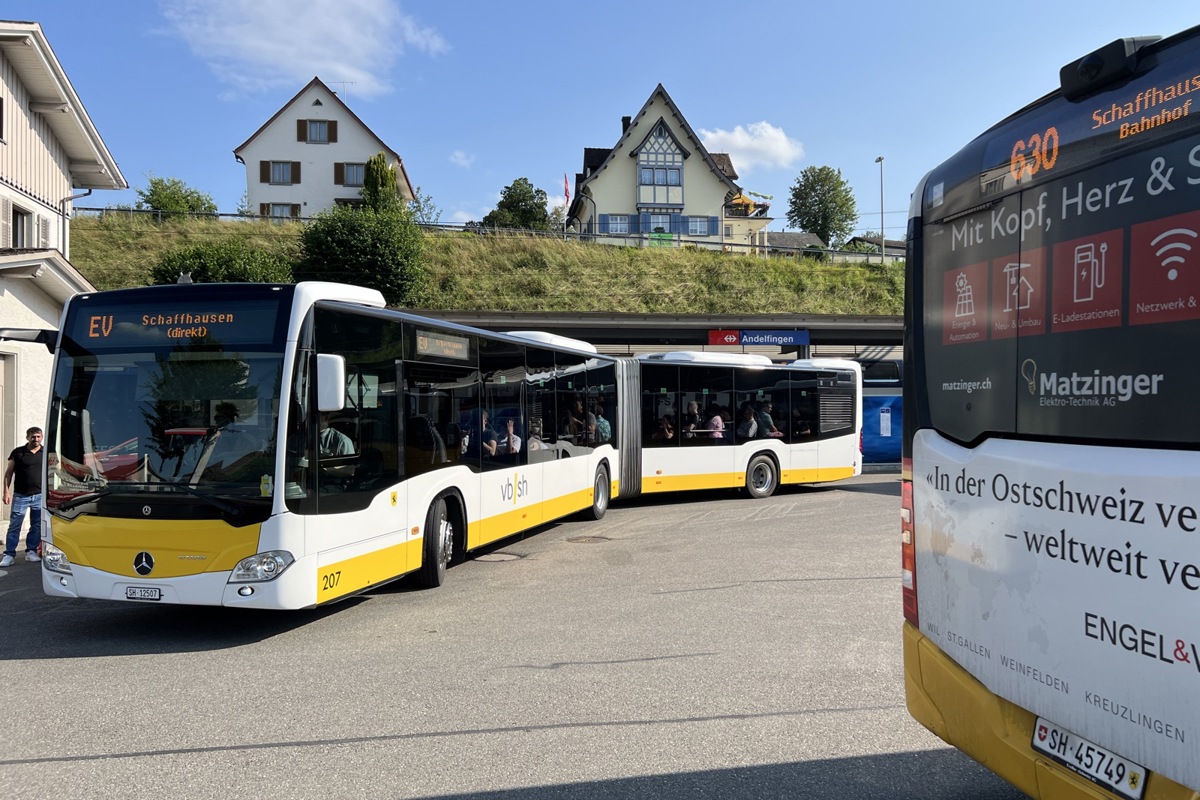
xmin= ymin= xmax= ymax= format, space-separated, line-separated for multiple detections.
xmin=705 ymin=403 xmax=726 ymax=440
xmin=736 ymin=404 xmax=759 ymax=439
xmin=527 ymin=418 xmax=547 ymax=451
xmin=497 ymin=416 xmax=522 ymax=455
xmin=757 ymin=401 xmax=785 ymax=438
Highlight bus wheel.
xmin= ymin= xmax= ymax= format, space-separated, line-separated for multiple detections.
xmin=588 ymin=465 xmax=610 ymax=520
xmin=419 ymin=497 xmax=453 ymax=587
xmin=745 ymin=455 xmax=778 ymax=499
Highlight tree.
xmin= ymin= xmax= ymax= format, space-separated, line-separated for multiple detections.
xmin=481 ymin=177 xmax=551 ymax=230
xmin=362 ymin=152 xmax=400 ymax=212
xmin=149 ymin=239 xmax=293 ymax=285
xmin=786 ymin=166 xmax=858 ymax=248
xmin=296 ymin=205 xmax=423 ymax=306
xmin=135 ymin=175 xmax=218 ymax=219
xmin=408 ymin=185 xmax=442 ymax=225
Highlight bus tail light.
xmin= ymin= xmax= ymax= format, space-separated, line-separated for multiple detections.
xmin=900 ymin=458 xmax=918 ymax=626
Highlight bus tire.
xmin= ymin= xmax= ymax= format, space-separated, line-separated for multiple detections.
xmin=745 ymin=454 xmax=778 ymax=499
xmin=588 ymin=465 xmax=610 ymax=520
xmin=419 ymin=496 xmax=453 ymax=588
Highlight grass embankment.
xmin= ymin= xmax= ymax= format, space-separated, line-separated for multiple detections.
xmin=69 ymin=215 xmax=903 ymax=316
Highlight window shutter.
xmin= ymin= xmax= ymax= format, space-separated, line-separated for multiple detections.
xmin=628 ymin=214 xmax=640 ymax=234
xmin=259 ymin=203 xmax=269 ymax=217
xmin=260 ymin=161 xmax=270 ymax=183
xmin=671 ymin=213 xmax=682 ymax=234
xmin=639 ymin=213 xmax=650 ymax=234
xmin=297 ymin=119 xmax=307 ymax=142
xmin=328 ymin=121 xmax=338 ymax=143
xmin=38 ymin=216 xmax=50 ymax=247
xmin=598 ymin=214 xmax=609 ymax=234
xmin=292 ymin=162 xmax=301 ymax=184
xmin=709 ymin=216 xmax=719 ymax=236
xmin=290 ymin=204 xmax=301 ymax=218
xmin=334 ymin=163 xmax=345 ymax=185
xmin=0 ymin=198 xmax=10 ymax=247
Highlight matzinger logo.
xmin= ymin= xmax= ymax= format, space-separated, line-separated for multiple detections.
xmin=1033 ymin=364 xmax=1164 ymax=406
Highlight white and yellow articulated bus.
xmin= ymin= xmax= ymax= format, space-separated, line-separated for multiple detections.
xmin=36 ymin=281 xmax=860 ymax=610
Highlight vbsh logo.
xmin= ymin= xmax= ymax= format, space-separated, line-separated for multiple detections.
xmin=1021 ymin=358 xmax=1165 ymax=407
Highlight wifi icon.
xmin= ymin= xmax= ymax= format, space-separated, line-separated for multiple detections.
xmin=1150 ymin=227 xmax=1198 ymax=281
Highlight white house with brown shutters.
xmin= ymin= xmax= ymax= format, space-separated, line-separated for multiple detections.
xmin=565 ymin=84 xmax=772 ymax=253
xmin=234 ymin=77 xmax=414 ymax=219
xmin=0 ymin=19 xmax=125 ymax=506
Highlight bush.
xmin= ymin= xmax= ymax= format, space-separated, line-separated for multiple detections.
xmin=150 ymin=238 xmax=293 ymax=285
xmin=296 ymin=205 xmax=424 ymax=306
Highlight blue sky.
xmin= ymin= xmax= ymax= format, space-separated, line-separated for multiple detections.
xmin=11 ymin=1 xmax=1199 ymax=240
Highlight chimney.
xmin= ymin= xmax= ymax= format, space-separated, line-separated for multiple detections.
xmin=621 ymin=116 xmax=631 ymax=134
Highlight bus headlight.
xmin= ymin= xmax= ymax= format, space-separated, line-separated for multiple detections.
xmin=229 ymin=551 xmax=294 ymax=583
xmin=42 ymin=543 xmax=73 ymax=575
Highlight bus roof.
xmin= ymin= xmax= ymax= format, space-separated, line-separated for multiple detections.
xmin=638 ymin=351 xmax=774 ymax=366
xmin=503 ymin=330 xmax=598 ymax=354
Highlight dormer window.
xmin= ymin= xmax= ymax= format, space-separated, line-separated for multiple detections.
xmin=636 ymin=120 xmax=684 ymax=207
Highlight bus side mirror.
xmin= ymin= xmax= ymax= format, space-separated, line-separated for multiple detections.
xmin=316 ymin=354 xmax=346 ymax=412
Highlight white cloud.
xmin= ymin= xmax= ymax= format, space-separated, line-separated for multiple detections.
xmin=698 ymin=121 xmax=804 ymax=174
xmin=449 ymin=150 xmax=475 ymax=168
xmin=160 ymin=0 xmax=447 ymax=99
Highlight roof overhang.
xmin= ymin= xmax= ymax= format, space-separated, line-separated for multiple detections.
xmin=0 ymin=248 xmax=96 ymax=304
xmin=0 ymin=22 xmax=126 ymax=190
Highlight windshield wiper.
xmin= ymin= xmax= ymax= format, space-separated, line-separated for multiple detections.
xmin=56 ymin=488 xmax=113 ymax=512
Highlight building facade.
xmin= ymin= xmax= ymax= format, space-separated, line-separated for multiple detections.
xmin=566 ymin=84 xmax=771 ymax=253
xmin=234 ymin=77 xmax=415 ymax=219
xmin=0 ymin=19 xmax=126 ymax=512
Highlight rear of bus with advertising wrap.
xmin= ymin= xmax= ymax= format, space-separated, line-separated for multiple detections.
xmin=902 ymin=27 xmax=1200 ymax=799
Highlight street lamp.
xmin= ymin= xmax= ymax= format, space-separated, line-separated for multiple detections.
xmin=874 ymin=156 xmax=885 ymax=264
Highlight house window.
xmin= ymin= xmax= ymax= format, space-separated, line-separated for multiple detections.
xmin=344 ymin=163 xmax=365 ymax=186
xmin=640 ymin=167 xmax=680 ymax=186
xmin=724 ymin=225 xmax=733 ymax=238
xmin=271 ymin=162 xmax=293 ymax=184
xmin=270 ymin=204 xmax=294 ymax=218
xmin=11 ymin=206 xmax=30 ymax=248
xmin=609 ymin=215 xmax=629 ymax=234
xmin=297 ymin=119 xmax=337 ymax=143
xmin=649 ymin=214 xmax=671 ymax=234
xmin=688 ymin=217 xmax=708 ymax=237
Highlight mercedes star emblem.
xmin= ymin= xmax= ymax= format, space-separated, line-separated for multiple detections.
xmin=133 ymin=551 xmax=155 ymax=576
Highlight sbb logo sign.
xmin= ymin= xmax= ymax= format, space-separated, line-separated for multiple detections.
xmin=709 ymin=329 xmax=741 ymax=345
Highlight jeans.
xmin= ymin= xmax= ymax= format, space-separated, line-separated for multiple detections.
xmin=4 ymin=493 xmax=42 ymax=557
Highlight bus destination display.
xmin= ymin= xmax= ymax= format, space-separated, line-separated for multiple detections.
xmin=65 ymin=299 xmax=283 ymax=348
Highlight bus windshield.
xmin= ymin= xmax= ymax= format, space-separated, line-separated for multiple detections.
xmin=45 ymin=285 xmax=291 ymax=511
xmin=47 ymin=345 xmax=284 ymax=508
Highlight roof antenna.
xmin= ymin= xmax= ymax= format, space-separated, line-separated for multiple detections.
xmin=331 ymin=81 xmax=355 ymax=100
xmin=177 ymin=272 xmax=193 ymax=284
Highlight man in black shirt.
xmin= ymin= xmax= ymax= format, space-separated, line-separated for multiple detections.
xmin=3 ymin=426 xmax=43 ymax=567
